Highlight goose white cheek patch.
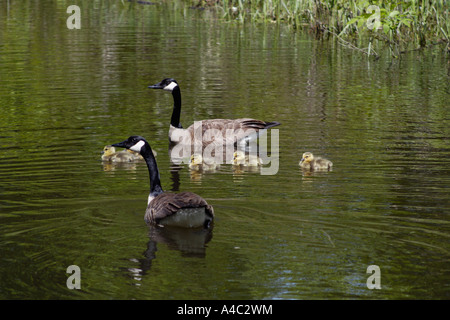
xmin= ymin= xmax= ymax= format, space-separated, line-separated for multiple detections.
xmin=163 ymin=81 xmax=178 ymax=91
xmin=130 ymin=140 xmax=145 ymax=153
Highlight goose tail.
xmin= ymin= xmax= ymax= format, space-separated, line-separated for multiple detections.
xmin=263 ymin=121 xmax=281 ymax=129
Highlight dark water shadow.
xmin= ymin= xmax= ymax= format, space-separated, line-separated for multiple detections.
xmin=125 ymin=224 xmax=214 ymax=280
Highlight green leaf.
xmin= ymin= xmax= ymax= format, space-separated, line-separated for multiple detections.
xmin=383 ymin=24 xmax=390 ymax=34
xmin=347 ymin=17 xmax=359 ymax=25
xmin=379 ymin=8 xmax=388 ymax=17
xmin=389 ymin=10 xmax=400 ymax=18
xmin=401 ymin=19 xmax=412 ymax=27
xmin=357 ymin=18 xmax=365 ymax=29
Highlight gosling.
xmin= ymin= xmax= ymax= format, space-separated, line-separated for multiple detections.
xmin=299 ymin=152 xmax=332 ymax=171
xmin=101 ymin=145 xmax=151 ymax=163
xmin=233 ymin=151 xmax=263 ymax=167
xmin=189 ymin=154 xmax=220 ymax=171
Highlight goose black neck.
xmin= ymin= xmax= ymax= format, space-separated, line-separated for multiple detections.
xmin=170 ymin=86 xmax=182 ymax=128
xmin=141 ymin=141 xmax=163 ymax=196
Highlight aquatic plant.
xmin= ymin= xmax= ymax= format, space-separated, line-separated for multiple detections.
xmin=186 ymin=0 xmax=449 ymax=58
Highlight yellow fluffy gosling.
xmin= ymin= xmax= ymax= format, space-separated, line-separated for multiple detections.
xmin=102 ymin=145 xmax=154 ymax=163
xmin=299 ymin=152 xmax=332 ymax=171
xmin=233 ymin=151 xmax=263 ymax=167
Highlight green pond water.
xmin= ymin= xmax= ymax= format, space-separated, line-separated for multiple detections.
xmin=0 ymin=1 xmax=449 ymax=299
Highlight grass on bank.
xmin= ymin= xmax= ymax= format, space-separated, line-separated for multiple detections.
xmin=187 ymin=0 xmax=449 ymax=58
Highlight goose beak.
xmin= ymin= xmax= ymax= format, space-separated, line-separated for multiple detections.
xmin=300 ymin=158 xmax=305 ymax=164
xmin=111 ymin=140 xmax=127 ymax=148
xmin=148 ymin=82 xmax=164 ymax=89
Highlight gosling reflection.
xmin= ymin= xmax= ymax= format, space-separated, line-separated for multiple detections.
xmin=102 ymin=161 xmax=138 ymax=173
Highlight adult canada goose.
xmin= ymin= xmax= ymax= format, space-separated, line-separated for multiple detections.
xmin=111 ymin=136 xmax=214 ymax=228
xmin=299 ymin=152 xmax=333 ymax=171
xmin=233 ymin=150 xmax=263 ymax=167
xmin=148 ymin=78 xmax=280 ymax=148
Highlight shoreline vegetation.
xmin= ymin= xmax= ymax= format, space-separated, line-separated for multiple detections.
xmin=184 ymin=0 xmax=449 ymax=59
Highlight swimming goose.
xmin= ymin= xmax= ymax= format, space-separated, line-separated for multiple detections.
xmin=148 ymin=78 xmax=280 ymax=148
xmin=233 ymin=150 xmax=263 ymax=167
xmin=111 ymin=136 xmax=214 ymax=228
xmin=299 ymin=152 xmax=333 ymax=171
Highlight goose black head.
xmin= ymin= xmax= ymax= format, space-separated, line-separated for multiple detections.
xmin=148 ymin=78 xmax=178 ymax=92
xmin=112 ymin=136 xmax=147 ymax=154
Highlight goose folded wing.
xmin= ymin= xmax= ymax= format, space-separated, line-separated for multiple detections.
xmin=193 ymin=118 xmax=279 ymax=132
xmin=148 ymin=192 xmax=214 ymax=223
xmin=238 ymin=119 xmax=280 ymax=130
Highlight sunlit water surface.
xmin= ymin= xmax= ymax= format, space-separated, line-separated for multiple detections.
xmin=0 ymin=1 xmax=449 ymax=299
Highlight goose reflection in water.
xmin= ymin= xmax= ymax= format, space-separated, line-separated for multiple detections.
xmin=125 ymin=224 xmax=214 ymax=281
